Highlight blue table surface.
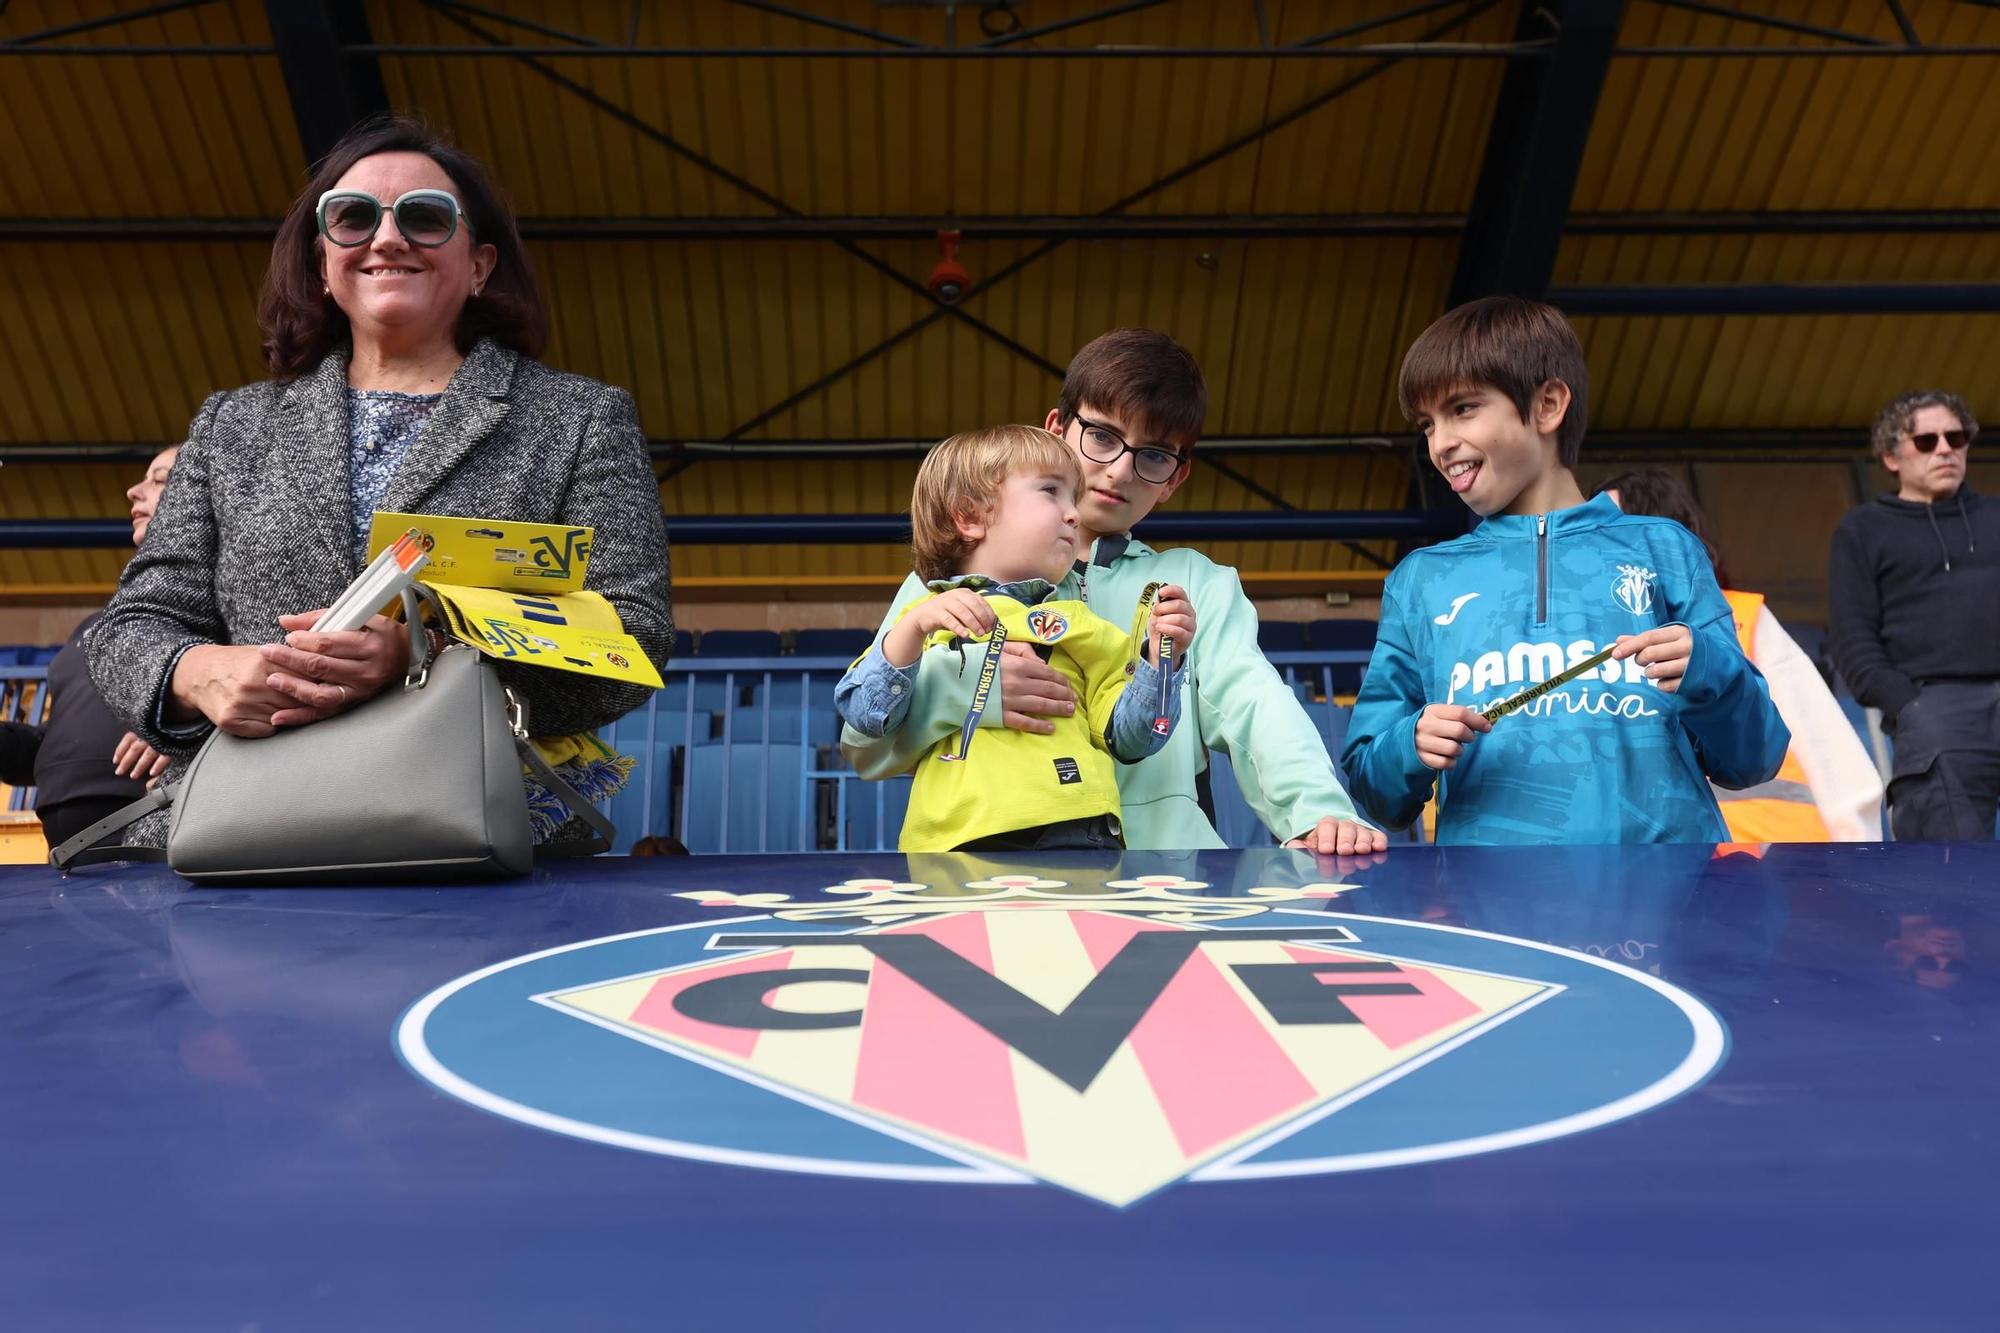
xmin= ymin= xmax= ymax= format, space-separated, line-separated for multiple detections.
xmin=2 ymin=841 xmax=1994 ymax=1332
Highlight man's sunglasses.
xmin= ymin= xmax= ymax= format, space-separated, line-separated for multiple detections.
xmin=1909 ymin=429 xmax=1973 ymax=453
xmin=316 ymin=189 xmax=471 ymax=248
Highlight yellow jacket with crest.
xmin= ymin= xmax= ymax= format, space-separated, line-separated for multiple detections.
xmin=875 ymin=585 xmax=1152 ymax=851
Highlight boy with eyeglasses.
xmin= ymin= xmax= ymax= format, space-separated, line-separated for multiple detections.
xmin=1830 ymin=390 xmax=2000 ymax=841
xmin=841 ymin=328 xmax=1384 ymax=854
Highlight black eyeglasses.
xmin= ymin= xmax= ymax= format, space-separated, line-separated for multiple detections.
xmin=1070 ymin=414 xmax=1186 ymax=485
xmin=1909 ymin=429 xmax=1973 ymax=453
xmin=316 ymin=189 xmax=471 ymax=248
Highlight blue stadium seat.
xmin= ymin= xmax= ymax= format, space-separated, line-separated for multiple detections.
xmin=731 ymin=706 xmax=840 ymax=747
xmin=744 ymin=676 xmax=844 ymax=743
xmin=1277 ymin=670 xmax=1319 ymax=704
xmin=1256 ymin=621 xmax=1304 ymax=654
xmin=1300 ymin=701 xmax=1352 ymax=760
xmin=693 ymin=629 xmax=785 ymax=658
xmin=1306 ymin=619 xmax=1377 ymax=694
xmin=1209 ymin=710 xmax=1368 ymax=849
xmin=600 ymin=740 xmax=678 ymax=853
xmin=680 ymin=743 xmax=809 ymax=852
xmin=670 ymin=629 xmax=694 ymax=661
xmin=1305 ymin=619 xmax=1377 ymax=652
xmin=1205 ymin=751 xmax=1278 ymax=849
xmin=832 ymin=775 xmax=912 ymax=851
xmin=28 ymin=647 xmax=59 ymax=666
xmin=653 ymin=676 xmax=735 ymax=722
xmin=792 ymin=628 xmax=873 ymax=659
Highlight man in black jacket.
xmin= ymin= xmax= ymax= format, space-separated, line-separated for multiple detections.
xmin=24 ymin=449 xmax=177 ymax=848
xmin=1829 ymin=391 xmax=2000 ymax=841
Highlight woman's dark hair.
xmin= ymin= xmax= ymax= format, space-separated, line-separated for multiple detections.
xmin=1593 ymin=467 xmax=1735 ymax=589
xmin=258 ymin=115 xmax=549 ymax=380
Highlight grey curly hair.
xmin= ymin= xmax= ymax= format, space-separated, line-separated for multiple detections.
xmin=1871 ymin=390 xmax=1979 ymax=458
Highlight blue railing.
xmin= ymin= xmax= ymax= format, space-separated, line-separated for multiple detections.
xmin=0 ymin=650 xmax=1379 ymax=848
xmin=612 ymin=650 xmax=1375 ymax=853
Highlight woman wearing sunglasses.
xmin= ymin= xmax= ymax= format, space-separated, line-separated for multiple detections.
xmin=85 ymin=116 xmax=672 ymax=847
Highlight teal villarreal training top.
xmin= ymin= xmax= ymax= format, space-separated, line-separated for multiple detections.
xmin=1340 ymin=493 xmax=1790 ymax=845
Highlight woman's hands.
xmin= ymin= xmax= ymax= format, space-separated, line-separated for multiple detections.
xmin=169 ymin=610 xmax=412 ymax=738
xmin=259 ymin=611 xmax=412 ymax=726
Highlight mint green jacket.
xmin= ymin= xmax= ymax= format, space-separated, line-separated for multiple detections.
xmin=840 ymin=537 xmax=1370 ymax=849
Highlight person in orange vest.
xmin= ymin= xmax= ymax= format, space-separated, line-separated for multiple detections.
xmin=1596 ymin=469 xmax=1884 ymax=842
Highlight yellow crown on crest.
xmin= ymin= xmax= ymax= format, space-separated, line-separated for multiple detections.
xmin=676 ymin=874 xmax=1358 ymax=924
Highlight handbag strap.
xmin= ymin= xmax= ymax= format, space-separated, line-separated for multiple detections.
xmin=51 ymin=783 xmax=177 ymax=871
xmin=515 ymin=731 xmax=617 ymax=858
xmin=401 ymin=584 xmax=439 ymax=685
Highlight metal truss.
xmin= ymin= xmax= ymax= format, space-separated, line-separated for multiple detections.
xmin=6 ymin=0 xmax=1997 ymax=480
xmin=6 ymin=209 xmax=1997 ymax=244
xmin=717 ymin=0 xmax=1508 ymax=442
xmin=10 ymin=0 xmax=2000 ymax=57
xmin=419 ymin=2 xmax=1064 ymax=381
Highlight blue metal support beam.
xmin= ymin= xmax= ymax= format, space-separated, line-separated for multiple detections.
xmin=262 ymin=0 xmax=388 ymax=168
xmin=1551 ymin=283 xmax=2000 ymax=315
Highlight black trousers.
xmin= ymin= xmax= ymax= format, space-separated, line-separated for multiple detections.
xmin=37 ymin=796 xmax=134 ymax=854
xmin=956 ymin=814 xmax=1124 ymax=852
xmin=1886 ymin=680 xmax=2000 ymax=842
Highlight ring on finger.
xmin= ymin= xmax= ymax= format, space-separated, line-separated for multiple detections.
xmin=336 ymin=684 xmax=351 ymax=707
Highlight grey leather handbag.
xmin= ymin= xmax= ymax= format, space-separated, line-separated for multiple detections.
xmin=52 ymin=590 xmax=614 ymax=883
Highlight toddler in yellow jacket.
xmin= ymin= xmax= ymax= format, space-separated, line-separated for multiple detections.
xmin=836 ymin=426 xmax=1194 ymax=851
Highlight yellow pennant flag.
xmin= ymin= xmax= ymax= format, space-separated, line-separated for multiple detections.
xmin=421 ymin=583 xmax=664 ymax=689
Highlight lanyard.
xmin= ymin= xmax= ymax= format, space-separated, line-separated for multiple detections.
xmin=938 ymin=620 xmax=1007 ymax=763
xmin=1128 ymin=581 xmax=1174 ymax=734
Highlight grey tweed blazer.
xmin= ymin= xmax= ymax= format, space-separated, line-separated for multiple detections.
xmin=89 ymin=339 xmax=674 ymax=766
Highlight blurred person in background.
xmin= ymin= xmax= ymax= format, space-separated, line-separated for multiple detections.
xmin=1598 ymin=468 xmax=1882 ymax=842
xmin=27 ymin=448 xmax=180 ymax=848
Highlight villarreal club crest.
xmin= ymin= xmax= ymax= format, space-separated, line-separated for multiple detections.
xmin=400 ymin=872 xmax=1725 ymax=1207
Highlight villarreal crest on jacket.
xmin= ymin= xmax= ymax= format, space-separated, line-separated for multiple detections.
xmin=1341 ymin=495 xmax=1790 ymax=846
xmin=897 ymin=593 xmax=1137 ymax=851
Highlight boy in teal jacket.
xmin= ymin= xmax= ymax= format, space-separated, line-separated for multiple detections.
xmin=840 ymin=329 xmax=1384 ymax=855
xmin=1341 ymin=297 xmax=1789 ymax=844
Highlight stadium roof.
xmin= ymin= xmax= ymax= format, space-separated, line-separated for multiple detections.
xmin=4 ymin=0 xmax=1998 ymax=596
